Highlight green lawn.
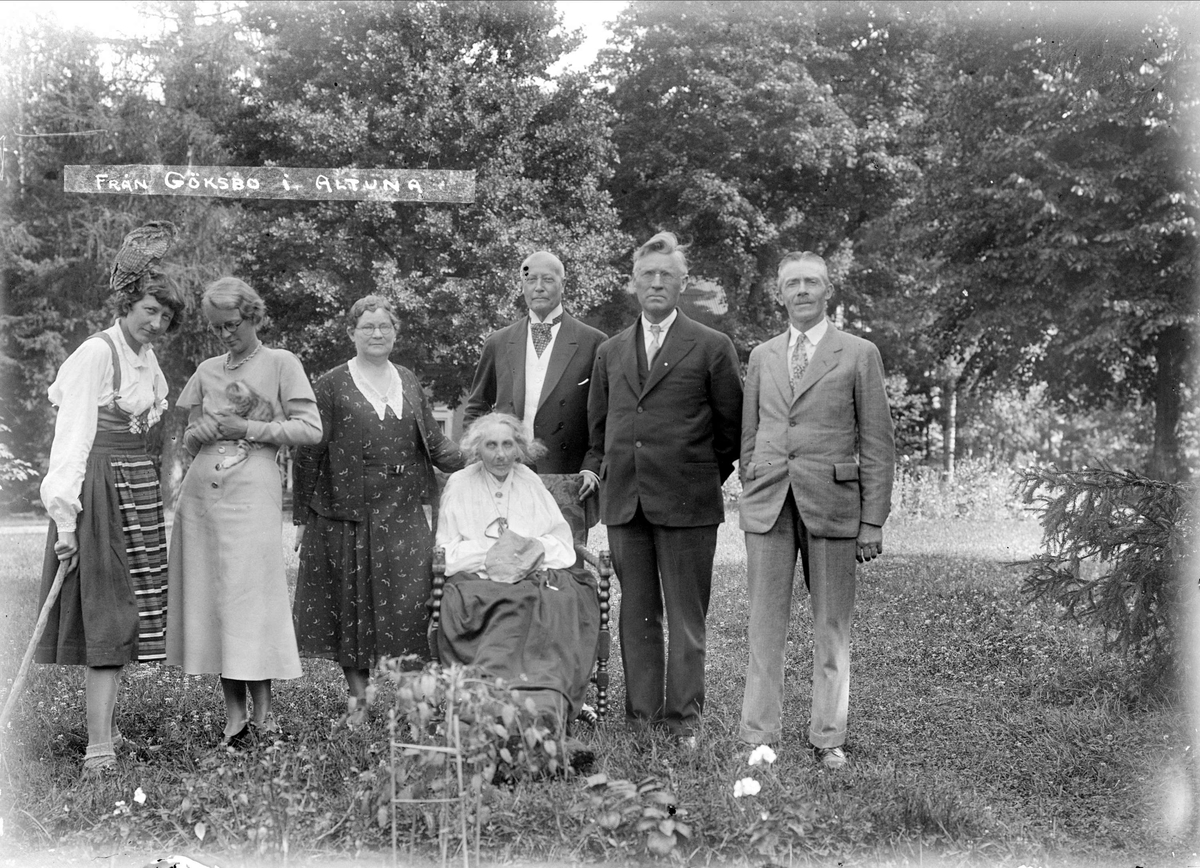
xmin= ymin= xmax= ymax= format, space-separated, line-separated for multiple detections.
xmin=0 ymin=514 xmax=1192 ymax=867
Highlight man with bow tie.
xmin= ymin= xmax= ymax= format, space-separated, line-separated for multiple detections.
xmin=582 ymin=231 xmax=742 ymax=744
xmin=737 ymin=251 xmax=895 ymax=771
xmin=465 ymin=251 xmax=606 ymax=475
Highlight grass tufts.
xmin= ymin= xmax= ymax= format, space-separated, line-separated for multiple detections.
xmin=0 ymin=513 xmax=1191 ymax=866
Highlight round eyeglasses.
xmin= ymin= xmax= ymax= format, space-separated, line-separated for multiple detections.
xmin=634 ymin=268 xmax=685 ymax=285
xmin=208 ymin=319 xmax=243 ymax=336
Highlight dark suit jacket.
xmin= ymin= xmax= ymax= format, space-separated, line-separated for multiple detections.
xmin=293 ymin=364 xmax=465 ymax=525
xmin=464 ymin=312 xmax=606 ymax=473
xmin=583 ymin=310 xmax=743 ymax=527
xmin=739 ymin=324 xmax=895 ymax=538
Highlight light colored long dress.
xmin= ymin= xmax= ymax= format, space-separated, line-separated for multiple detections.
xmin=165 ymin=346 xmax=321 ymax=680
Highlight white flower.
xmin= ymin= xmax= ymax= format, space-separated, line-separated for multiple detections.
xmin=733 ymin=777 xmax=761 ymax=798
xmin=747 ymin=745 xmax=777 ymax=767
xmin=133 ymin=787 xmax=147 ymax=805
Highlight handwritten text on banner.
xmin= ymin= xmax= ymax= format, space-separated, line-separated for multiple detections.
xmin=63 ymin=165 xmax=476 ymax=203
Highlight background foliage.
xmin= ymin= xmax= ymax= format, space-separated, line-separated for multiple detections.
xmin=2 ymin=0 xmax=1196 ymax=508
xmin=1019 ymin=466 xmax=1196 ymax=685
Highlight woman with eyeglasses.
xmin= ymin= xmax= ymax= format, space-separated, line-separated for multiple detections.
xmin=165 ymin=276 xmax=321 ymax=748
xmin=291 ymin=295 xmax=463 ymax=727
xmin=37 ymin=223 xmax=184 ymax=777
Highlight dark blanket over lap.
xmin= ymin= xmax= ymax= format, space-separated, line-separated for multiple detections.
xmin=438 ymin=567 xmax=601 ymax=721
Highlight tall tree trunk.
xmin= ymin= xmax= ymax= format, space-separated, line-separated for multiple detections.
xmin=1148 ymin=324 xmax=1188 ymax=482
xmin=941 ymin=376 xmax=957 ymax=480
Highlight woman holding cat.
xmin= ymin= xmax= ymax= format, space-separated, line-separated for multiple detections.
xmin=166 ymin=277 xmax=321 ymax=748
xmin=292 ymin=295 xmax=464 ymax=727
xmin=37 ymin=223 xmax=184 ymax=776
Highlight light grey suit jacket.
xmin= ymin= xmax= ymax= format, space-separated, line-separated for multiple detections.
xmin=738 ymin=323 xmax=895 ymax=538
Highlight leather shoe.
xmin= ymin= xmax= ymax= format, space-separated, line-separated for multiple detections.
xmin=219 ymin=723 xmax=253 ymax=751
xmin=812 ymin=744 xmax=848 ymax=770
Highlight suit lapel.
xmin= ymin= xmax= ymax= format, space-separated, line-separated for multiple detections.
xmin=764 ymin=332 xmax=790 ymax=401
xmin=537 ymin=315 xmax=579 ymax=412
xmin=792 ymin=326 xmax=843 ymax=403
xmin=617 ymin=323 xmax=642 ymax=394
xmin=505 ymin=318 xmax=528 ymax=414
xmin=641 ymin=314 xmax=698 ymax=398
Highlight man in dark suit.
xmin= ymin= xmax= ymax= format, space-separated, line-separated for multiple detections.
xmin=738 ymin=251 xmax=895 ymax=770
xmin=464 ymin=250 xmax=606 ymax=474
xmin=581 ymin=231 xmax=743 ymax=743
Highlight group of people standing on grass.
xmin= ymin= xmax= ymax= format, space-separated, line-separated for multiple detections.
xmin=36 ymin=221 xmax=894 ymax=778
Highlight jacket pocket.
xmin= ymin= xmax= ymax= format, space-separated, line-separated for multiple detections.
xmin=833 ymin=462 xmax=860 ymax=482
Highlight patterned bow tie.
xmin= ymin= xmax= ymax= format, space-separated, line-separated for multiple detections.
xmin=531 ymin=315 xmax=562 ymax=357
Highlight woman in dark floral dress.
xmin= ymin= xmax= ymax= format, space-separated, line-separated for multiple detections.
xmin=292 ymin=296 xmax=464 ymax=725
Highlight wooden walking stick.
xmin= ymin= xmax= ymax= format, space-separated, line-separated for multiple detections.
xmin=0 ymin=561 xmax=67 ymax=733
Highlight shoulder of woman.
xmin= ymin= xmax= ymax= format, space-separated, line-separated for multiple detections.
xmin=264 ymin=345 xmax=303 ymax=365
xmin=316 ymin=363 xmax=351 ymax=385
xmin=68 ymin=335 xmax=116 ymax=365
xmin=444 ymin=463 xmax=480 ymax=487
xmin=54 ymin=337 xmax=113 ymax=388
xmin=393 ymin=363 xmax=419 ymax=384
xmin=513 ymin=464 xmax=546 ymax=489
xmin=267 ymin=347 xmax=318 ymax=381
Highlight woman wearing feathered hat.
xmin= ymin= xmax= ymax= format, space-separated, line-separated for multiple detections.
xmin=37 ymin=221 xmax=184 ymax=777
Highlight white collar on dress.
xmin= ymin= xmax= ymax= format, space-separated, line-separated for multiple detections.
xmin=348 ymin=357 xmax=404 ymax=421
xmin=106 ymin=321 xmax=152 ymax=370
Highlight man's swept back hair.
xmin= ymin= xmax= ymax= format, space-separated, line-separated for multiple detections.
xmin=633 ymin=231 xmax=689 ymax=273
xmin=776 ymin=251 xmax=831 ymax=287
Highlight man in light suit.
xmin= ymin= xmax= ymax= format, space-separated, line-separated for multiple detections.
xmin=582 ymin=231 xmax=742 ymax=743
xmin=464 ymin=250 xmax=606 ymax=475
xmin=738 ymin=251 xmax=894 ymax=770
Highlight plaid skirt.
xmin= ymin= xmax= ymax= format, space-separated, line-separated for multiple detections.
xmin=36 ymin=431 xmax=168 ymax=666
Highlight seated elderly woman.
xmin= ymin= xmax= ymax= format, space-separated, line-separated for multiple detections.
xmin=435 ymin=412 xmax=600 ymax=728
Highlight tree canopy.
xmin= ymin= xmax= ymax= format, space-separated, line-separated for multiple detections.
xmin=225 ymin=0 xmax=628 ymax=395
xmin=601 ymin=0 xmax=923 ymax=346
xmin=912 ymin=4 xmax=1197 ymax=479
xmin=2 ymin=0 xmax=1195 ymax=503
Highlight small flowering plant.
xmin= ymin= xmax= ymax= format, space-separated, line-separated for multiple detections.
xmin=747 ymin=744 xmax=776 ymax=767
xmin=733 ymin=744 xmax=776 ymax=798
xmin=733 ymin=777 xmax=761 ymax=797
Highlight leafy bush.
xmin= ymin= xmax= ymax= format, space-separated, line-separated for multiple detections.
xmin=0 ymin=416 xmax=38 ymax=512
xmin=574 ymin=773 xmax=689 ymax=858
xmin=1018 ymin=466 xmax=1196 ymax=684
xmin=372 ymin=661 xmax=700 ymax=860
xmin=372 ymin=659 xmax=574 ymax=859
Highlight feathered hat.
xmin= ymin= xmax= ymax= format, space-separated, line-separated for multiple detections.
xmin=110 ymin=220 xmax=179 ymax=294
